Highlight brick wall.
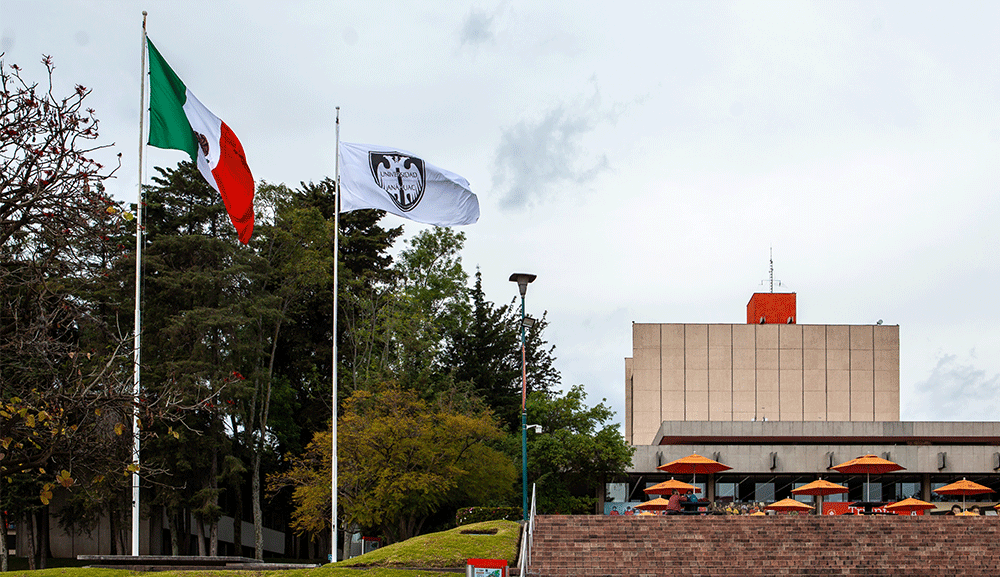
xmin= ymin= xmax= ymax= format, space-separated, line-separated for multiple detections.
xmin=528 ymin=514 xmax=1000 ymax=576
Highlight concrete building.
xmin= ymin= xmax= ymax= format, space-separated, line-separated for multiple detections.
xmin=616 ymin=293 xmax=1000 ymax=514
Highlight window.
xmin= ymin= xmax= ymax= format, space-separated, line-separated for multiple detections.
xmin=755 ymin=482 xmax=775 ymax=502
xmin=606 ymin=482 xmax=628 ymax=502
xmin=862 ymin=482 xmax=882 ymax=501
xmin=899 ymin=482 xmax=921 ymax=501
xmin=716 ymin=482 xmax=738 ymax=502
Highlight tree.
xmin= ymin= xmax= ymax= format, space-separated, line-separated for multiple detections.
xmin=277 ymin=179 xmax=402 ymax=447
xmin=523 ymin=385 xmax=634 ymax=514
xmin=447 ymin=270 xmax=560 ymax=431
xmin=269 ymin=384 xmax=514 ymax=544
xmin=0 ymin=53 xmax=133 ymax=571
xmin=387 ymin=227 xmax=470 ymax=395
xmin=238 ymin=181 xmax=333 ymax=558
xmin=139 ymin=160 xmax=272 ymax=556
xmin=337 ymin=226 xmax=473 ymax=398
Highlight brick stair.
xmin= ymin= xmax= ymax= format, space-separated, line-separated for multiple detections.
xmin=527 ymin=514 xmax=1000 ymax=576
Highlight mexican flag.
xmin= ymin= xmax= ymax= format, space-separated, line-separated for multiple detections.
xmin=146 ymin=39 xmax=255 ymax=244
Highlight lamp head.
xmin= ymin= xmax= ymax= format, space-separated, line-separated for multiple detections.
xmin=508 ymin=273 xmax=537 ymax=297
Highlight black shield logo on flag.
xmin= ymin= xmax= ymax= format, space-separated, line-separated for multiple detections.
xmin=368 ymin=152 xmax=426 ymax=212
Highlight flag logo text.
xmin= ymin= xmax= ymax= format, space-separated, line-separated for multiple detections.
xmin=368 ymin=152 xmax=426 ymax=212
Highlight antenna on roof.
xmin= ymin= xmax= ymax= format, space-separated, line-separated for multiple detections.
xmin=769 ymin=247 xmax=774 ymax=293
xmin=760 ymin=247 xmax=782 ymax=293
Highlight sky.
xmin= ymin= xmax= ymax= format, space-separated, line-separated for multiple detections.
xmin=5 ymin=0 xmax=1000 ymax=427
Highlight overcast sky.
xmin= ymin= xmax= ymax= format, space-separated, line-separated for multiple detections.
xmin=6 ymin=1 xmax=1000 ymax=428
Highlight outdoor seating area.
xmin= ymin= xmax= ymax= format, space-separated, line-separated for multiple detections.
xmin=618 ymin=453 xmax=1000 ymax=517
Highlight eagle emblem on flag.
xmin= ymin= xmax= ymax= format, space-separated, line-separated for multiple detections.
xmin=368 ymin=152 xmax=426 ymax=212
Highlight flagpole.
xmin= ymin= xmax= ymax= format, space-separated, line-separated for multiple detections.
xmin=131 ymin=10 xmax=148 ymax=558
xmin=331 ymin=106 xmax=340 ymax=562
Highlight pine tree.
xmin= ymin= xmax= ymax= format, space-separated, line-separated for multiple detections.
xmin=447 ymin=270 xmax=561 ymax=431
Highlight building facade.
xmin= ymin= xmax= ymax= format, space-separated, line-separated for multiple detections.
xmin=625 ymin=293 xmax=899 ymax=445
xmin=617 ymin=293 xmax=1000 ymax=514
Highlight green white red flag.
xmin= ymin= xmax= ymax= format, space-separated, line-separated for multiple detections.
xmin=146 ymin=39 xmax=255 ymax=244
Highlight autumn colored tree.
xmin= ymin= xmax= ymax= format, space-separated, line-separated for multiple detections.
xmin=0 ymin=53 xmax=133 ymax=571
xmin=269 ymin=385 xmax=514 ymax=544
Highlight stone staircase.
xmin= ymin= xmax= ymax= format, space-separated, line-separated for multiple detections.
xmin=527 ymin=514 xmax=1000 ymax=576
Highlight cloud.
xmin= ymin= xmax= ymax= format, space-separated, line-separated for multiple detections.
xmin=492 ymin=89 xmax=611 ymax=210
xmin=460 ymin=6 xmax=497 ymax=46
xmin=905 ymin=353 xmax=1000 ymax=421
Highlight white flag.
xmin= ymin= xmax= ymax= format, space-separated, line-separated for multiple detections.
xmin=339 ymin=142 xmax=480 ymax=226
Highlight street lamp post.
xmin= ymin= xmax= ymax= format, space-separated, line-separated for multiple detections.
xmin=509 ymin=273 xmax=536 ymax=522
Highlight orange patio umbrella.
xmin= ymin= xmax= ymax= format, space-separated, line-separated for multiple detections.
xmin=791 ymin=478 xmax=848 ymax=515
xmin=644 ymin=478 xmax=701 ymax=496
xmin=764 ymin=498 xmax=815 ymax=513
xmin=635 ymin=497 xmax=674 ymax=511
xmin=885 ymin=498 xmax=935 ymax=516
xmin=792 ymin=479 xmax=849 ymax=496
xmin=832 ymin=454 xmax=905 ymax=502
xmin=933 ymin=478 xmax=995 ymax=510
xmin=658 ymin=454 xmax=732 ymax=487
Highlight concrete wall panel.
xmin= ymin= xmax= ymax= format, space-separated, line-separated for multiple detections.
xmin=756 ymin=325 xmax=779 ymax=349
xmin=827 ymin=326 xmax=850 ymax=349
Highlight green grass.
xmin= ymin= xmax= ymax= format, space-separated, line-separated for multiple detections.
xmin=336 ymin=520 xmax=521 ymax=568
xmin=1 ymin=520 xmax=520 ymax=576
xmin=1 ymin=567 xmax=456 ymax=577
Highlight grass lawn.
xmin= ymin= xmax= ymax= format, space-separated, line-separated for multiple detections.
xmin=1 ymin=519 xmax=520 ymax=576
xmin=336 ymin=520 xmax=520 ymax=568
xmin=1 ymin=568 xmax=456 ymax=577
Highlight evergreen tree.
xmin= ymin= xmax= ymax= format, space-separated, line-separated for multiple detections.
xmin=447 ymin=270 xmax=560 ymax=431
xmin=140 ymin=161 xmax=271 ymax=555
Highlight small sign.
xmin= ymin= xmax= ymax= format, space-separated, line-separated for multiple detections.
xmin=467 ymin=558 xmax=508 ymax=577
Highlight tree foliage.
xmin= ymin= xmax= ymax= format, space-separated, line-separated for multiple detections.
xmin=269 ymin=385 xmax=514 ymax=544
xmin=523 ymin=385 xmax=634 ymax=515
xmin=447 ymin=270 xmax=560 ymax=431
xmin=338 ymin=227 xmax=472 ymax=397
xmin=0 ymin=53 xmax=135 ymax=571
xmin=138 ymin=160 xmax=272 ymax=556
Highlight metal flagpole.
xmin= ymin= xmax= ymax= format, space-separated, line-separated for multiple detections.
xmin=331 ymin=106 xmax=340 ymax=562
xmin=131 ymin=10 xmax=148 ymax=557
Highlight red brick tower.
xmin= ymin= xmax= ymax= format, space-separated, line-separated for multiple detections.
xmin=746 ymin=292 xmax=796 ymax=324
